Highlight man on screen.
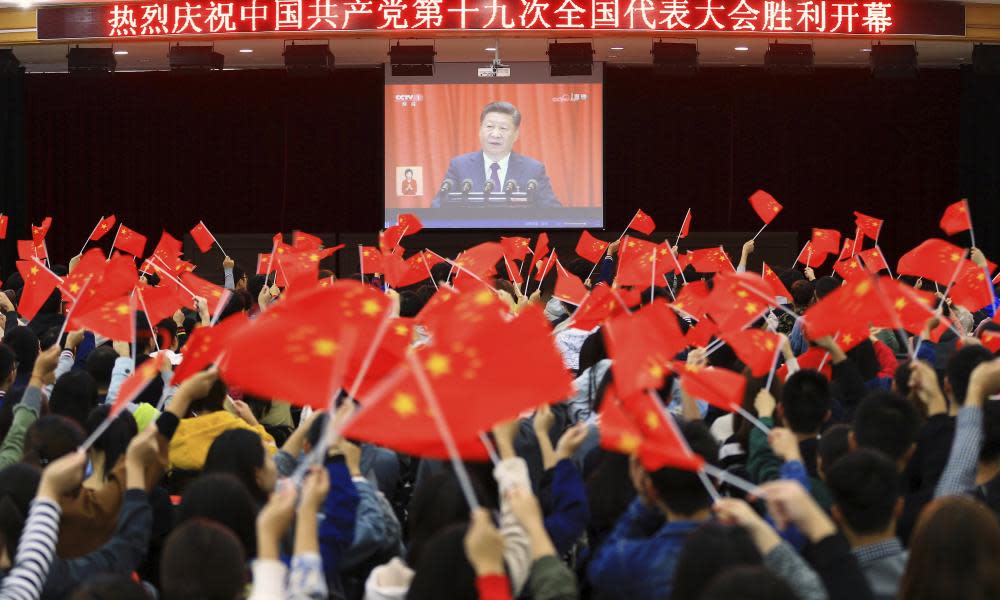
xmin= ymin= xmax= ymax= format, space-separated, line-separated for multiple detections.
xmin=432 ymin=101 xmax=560 ymax=207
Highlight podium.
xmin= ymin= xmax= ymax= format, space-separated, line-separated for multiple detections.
xmin=441 ymin=192 xmax=534 ymax=206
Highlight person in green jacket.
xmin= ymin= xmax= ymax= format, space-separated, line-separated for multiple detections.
xmin=0 ymin=344 xmax=60 ymax=470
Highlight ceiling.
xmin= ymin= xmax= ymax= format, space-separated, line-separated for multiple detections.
xmin=5 ymin=36 xmax=979 ymax=72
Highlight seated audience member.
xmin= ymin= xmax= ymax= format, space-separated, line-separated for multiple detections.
xmin=826 ymin=449 xmax=908 ymax=600
xmin=159 ymin=519 xmax=246 ymax=600
xmin=586 ymin=420 xmax=718 ymax=599
xmin=699 ymin=566 xmax=798 ymax=600
xmin=203 ymin=428 xmax=278 ymax=506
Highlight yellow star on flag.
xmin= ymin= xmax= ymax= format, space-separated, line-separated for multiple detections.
xmin=391 ymin=392 xmax=418 ymax=417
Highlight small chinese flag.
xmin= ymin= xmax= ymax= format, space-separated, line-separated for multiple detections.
xmin=777 ymin=347 xmax=832 ymax=382
xmin=671 ymin=280 xmax=711 ymax=319
xmin=685 ymin=318 xmax=719 ymax=348
xmin=688 ymin=247 xmax=734 ymax=273
xmin=136 ymin=279 xmax=183 ymax=326
xmin=500 ymin=236 xmax=531 ymax=262
xmin=397 ymin=213 xmax=423 ymax=236
xmin=114 ymin=225 xmax=147 ymax=258
xmin=384 ymin=253 xmax=430 ymax=289
xmin=833 ymin=257 xmax=867 ymax=281
xmin=502 ymin=252 xmax=523 ymax=285
xmin=749 ymin=190 xmax=782 ymax=225
xmin=73 ymin=295 xmax=134 ymax=342
xmin=838 ymin=238 xmax=855 ymax=261
xmin=571 ymin=284 xmax=625 ymax=331
xmin=380 ymin=225 xmax=406 ymax=253
xmin=17 ymin=240 xmax=47 ymax=261
xmin=172 ymin=312 xmax=249 ymax=385
xmin=359 ymin=246 xmax=383 ymax=275
xmin=704 ymin=272 xmax=775 ymax=333
xmin=604 ymin=300 xmax=686 ymax=398
xmin=111 ymin=354 xmax=165 ymax=417
xmin=678 ymin=209 xmax=692 ymax=239
xmin=91 ymin=215 xmax=117 ymax=241
xmin=939 ymin=199 xmax=973 ymax=236
xmin=292 ymin=230 xmax=323 ymax=251
xmin=31 ymin=217 xmax=52 ymax=246
xmin=553 ymin=261 xmax=588 ymax=305
xmin=256 ymin=253 xmax=273 ymax=275
xmin=190 ymin=221 xmax=216 ymax=254
xmin=833 ymin=326 xmax=870 ymax=353
xmin=615 ymin=237 xmax=659 ymax=287
xmin=810 ymin=229 xmax=841 ymax=256
xmin=673 ymin=362 xmax=747 ymax=413
xmin=598 ymin=391 xmax=644 ymax=457
xmin=0 ymin=214 xmax=7 ymax=239
xmin=796 ymin=241 xmax=828 ymax=268
xmin=454 ymin=242 xmax=503 ymax=279
xmin=627 ymin=209 xmax=656 ymax=235
xmin=180 ymin=272 xmax=230 ymax=315
xmin=857 ymin=248 xmax=889 ymax=273
xmin=575 ymin=230 xmax=610 ymax=264
xmin=532 ymin=233 xmax=550 ymax=266
xmin=897 ymin=238 xmax=967 ymax=286
xmin=802 ymin=277 xmax=892 ymax=340
xmin=15 ymin=260 xmax=61 ymax=321
xmin=618 ymin=390 xmax=705 ymax=472
xmin=532 ymin=250 xmax=559 ymax=282
xmin=719 ymin=329 xmax=782 ymax=377
xmin=762 ymin=262 xmax=792 ymax=301
xmin=980 ymin=331 xmax=1000 ymax=354
xmin=949 ymin=261 xmax=995 ymax=313
xmin=853 ymin=211 xmax=883 ymax=241
xmin=149 ymin=231 xmax=184 ymax=269
xmin=60 ymin=249 xmax=106 ymax=307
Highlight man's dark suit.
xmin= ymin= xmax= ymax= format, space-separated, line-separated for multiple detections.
xmin=431 ymin=151 xmax=561 ymax=207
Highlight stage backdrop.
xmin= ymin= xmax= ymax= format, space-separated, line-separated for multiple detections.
xmin=16 ymin=66 xmax=974 ymax=272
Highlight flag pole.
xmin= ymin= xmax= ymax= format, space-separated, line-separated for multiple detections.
xmin=478 ymin=432 xmax=500 ymax=466
xmin=674 ymin=208 xmax=691 ymax=248
xmin=203 ymin=222 xmax=227 ymax=256
xmin=129 ymin=293 xmax=138 ymax=371
xmin=420 ymin=252 xmax=439 ymax=290
xmin=79 ymin=216 xmax=103 ymax=258
xmin=762 ymin=343 xmax=783 ymax=393
xmin=408 ymin=353 xmax=481 ymax=510
xmin=649 ymin=251 xmax=657 ymax=304
xmin=750 ymin=222 xmax=768 ymax=242
xmin=148 ymin=256 xmax=198 ymax=298
xmin=735 ymin=406 xmax=772 ymax=435
xmin=966 ymin=199 xmax=978 ymax=249
xmin=533 ymin=251 xmax=556 ymax=295
xmin=667 ymin=244 xmax=687 ymax=285
xmin=791 ymin=242 xmax=807 ymax=269
xmin=107 ymin=225 xmax=122 ymax=260
xmin=134 ymin=287 xmax=160 ymax=352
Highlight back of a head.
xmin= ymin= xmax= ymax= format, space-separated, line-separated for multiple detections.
xmin=0 ymin=463 xmax=41 ymax=561
xmin=21 ymin=415 xmax=85 ymax=468
xmin=203 ymin=429 xmax=266 ymax=504
xmin=648 ymin=420 xmax=719 ymax=517
xmin=669 ymin=523 xmax=762 ymax=600
xmin=790 ymin=279 xmax=814 ymax=308
xmin=899 ymin=496 xmax=1000 ymax=600
xmin=946 ymin=345 xmax=994 ymax=407
xmin=814 ymin=276 xmax=840 ymax=300
xmin=0 ymin=345 xmax=15 ymax=386
xmin=406 ymin=523 xmax=478 ymax=600
xmin=846 ymin=341 xmax=880 ymax=382
xmin=852 ymin=391 xmax=920 ymax=463
xmin=178 ymin=473 xmax=257 ymax=559
xmin=50 ymin=371 xmax=99 ymax=428
xmin=780 ymin=370 xmax=831 ymax=434
xmin=160 ymin=519 xmax=246 ymax=600
xmin=85 ymin=406 xmax=137 ymax=479
xmin=86 ymin=346 xmax=119 ymax=391
xmin=4 ymin=327 xmax=38 ymax=376
xmin=69 ymin=574 xmax=151 ymax=600
xmin=406 ymin=471 xmax=473 ymax=566
xmin=817 ymin=423 xmax=852 ymax=476
xmin=826 ymin=448 xmax=900 ymax=535
xmin=699 ymin=566 xmax=798 ymax=600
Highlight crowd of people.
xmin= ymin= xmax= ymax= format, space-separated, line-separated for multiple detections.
xmin=0 ymin=214 xmax=998 ymax=600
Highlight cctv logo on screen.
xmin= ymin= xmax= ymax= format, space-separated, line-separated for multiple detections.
xmin=552 ymin=93 xmax=588 ymax=103
xmin=394 ymin=94 xmax=424 ymax=107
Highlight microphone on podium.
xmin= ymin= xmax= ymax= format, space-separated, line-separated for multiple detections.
xmin=483 ymin=179 xmax=494 ymax=195
xmin=504 ymin=179 xmax=517 ymax=199
xmin=526 ymin=179 xmax=538 ymax=202
xmin=439 ymin=178 xmax=455 ymax=194
xmin=460 ymin=178 xmax=473 ymax=193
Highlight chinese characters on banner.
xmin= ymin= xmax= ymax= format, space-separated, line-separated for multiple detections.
xmin=97 ymin=0 xmax=896 ymax=36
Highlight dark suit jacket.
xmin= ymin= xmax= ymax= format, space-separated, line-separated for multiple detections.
xmin=432 ymin=151 xmax=560 ymax=207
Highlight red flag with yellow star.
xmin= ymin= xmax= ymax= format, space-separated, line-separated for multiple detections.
xmin=616 ymin=237 xmax=670 ymax=287
xmin=359 ymin=246 xmax=383 ymax=275
xmin=940 ymin=199 xmax=973 ymax=236
xmin=292 ymin=230 xmax=323 ymax=251
xmin=113 ymin=224 xmax=147 ymax=258
xmin=673 ymin=362 xmax=747 ymax=413
xmin=811 ymin=229 xmax=841 ymax=256
xmin=897 ymin=239 xmax=967 ymax=286
xmin=172 ymin=312 xmax=249 ymax=385
xmin=59 ymin=249 xmax=106 ymax=306
xmin=180 ymin=272 xmax=230 ymax=315
xmin=719 ymin=329 xmax=782 ymax=377
xmin=950 ymin=261 xmax=995 ymax=313
xmin=802 ymin=277 xmax=894 ymax=340
xmin=795 ymin=241 xmax=829 ymax=268
xmin=749 ymin=190 xmax=782 ymax=225
xmin=221 ymin=281 xmax=391 ymax=408
xmin=190 ymin=221 xmax=217 ymax=253
xmin=73 ymin=295 xmax=134 ymax=341
xmin=854 ymin=211 xmax=883 ymax=241
xmin=17 ymin=239 xmax=46 ymax=261
xmin=618 ymin=390 xmax=705 ymax=472
xmin=980 ymin=330 xmax=1000 ymax=353
xmin=384 ymin=252 xmax=437 ymax=288
xmin=833 ymin=257 xmax=867 ymax=281
xmin=762 ymin=262 xmax=792 ymax=301
xmin=554 ymin=261 xmax=588 ymax=306
xmin=575 ymin=231 xmax=610 ymax=264
xmin=671 ymin=280 xmax=711 ymax=319
xmin=256 ymin=253 xmax=273 ymax=276
xmin=688 ymin=247 xmax=734 ymax=274
xmin=626 ymin=209 xmax=656 ymax=235
xmin=0 ymin=214 xmax=7 ymax=239
xmin=705 ymin=272 xmax=775 ymax=332
xmin=777 ymin=347 xmax=833 ymax=382
xmin=136 ymin=279 xmax=184 ymax=326
xmin=500 ymin=237 xmax=531 ymax=262
xmin=685 ymin=317 xmax=719 ymax=348
xmin=31 ymin=217 xmax=52 ymax=246
xmin=570 ymin=284 xmax=626 ymax=331
xmin=857 ymin=248 xmax=889 ymax=273
xmin=454 ymin=242 xmax=503 ymax=280
xmin=90 ymin=215 xmax=117 ymax=241
xmin=15 ymin=260 xmax=61 ymax=321
xmin=598 ymin=390 xmax=644 ymax=458
xmin=111 ymin=353 xmax=165 ymax=417
xmin=380 ymin=225 xmax=406 ymax=253
xmin=838 ymin=238 xmax=856 ymax=261
xmin=397 ymin=213 xmax=423 ymax=236
xmin=604 ymin=300 xmax=686 ymax=397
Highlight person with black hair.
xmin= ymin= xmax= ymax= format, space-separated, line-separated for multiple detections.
xmin=69 ymin=574 xmax=151 ymax=600
xmin=0 ymin=345 xmax=57 ymax=471
xmin=826 ymin=449 xmax=907 ymax=599
xmin=48 ymin=370 xmax=99 ymax=429
xmin=159 ymin=519 xmax=246 ymax=600
xmin=177 ymin=473 xmax=259 ymax=559
xmin=749 ymin=371 xmax=833 ymax=508
xmin=3 ymin=327 xmax=38 ymax=399
xmin=85 ymin=346 xmax=119 ymax=403
xmin=203 ymin=428 xmax=278 ymax=506
xmin=587 ymin=420 xmax=718 ymax=599
xmin=816 ymin=423 xmax=852 ymax=480
xmin=0 ymin=345 xmax=15 ymax=407
xmin=700 ymin=566 xmax=799 ymax=600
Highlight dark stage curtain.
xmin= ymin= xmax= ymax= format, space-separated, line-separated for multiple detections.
xmin=19 ymin=66 xmax=967 ymax=270
xmin=959 ymin=67 xmax=1000 ymax=262
xmin=0 ymin=61 xmax=27 ymax=276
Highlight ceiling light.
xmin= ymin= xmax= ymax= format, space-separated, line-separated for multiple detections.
xmin=239 ymin=48 xmax=253 ymax=53
xmin=735 ymin=46 xmax=750 ymax=52
xmin=861 ymin=48 xmax=872 ymax=52
xmin=484 ymin=47 xmax=496 ymax=52
xmin=610 ymin=46 xmax=624 ymax=51
xmin=113 ymin=50 xmax=128 ymax=55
